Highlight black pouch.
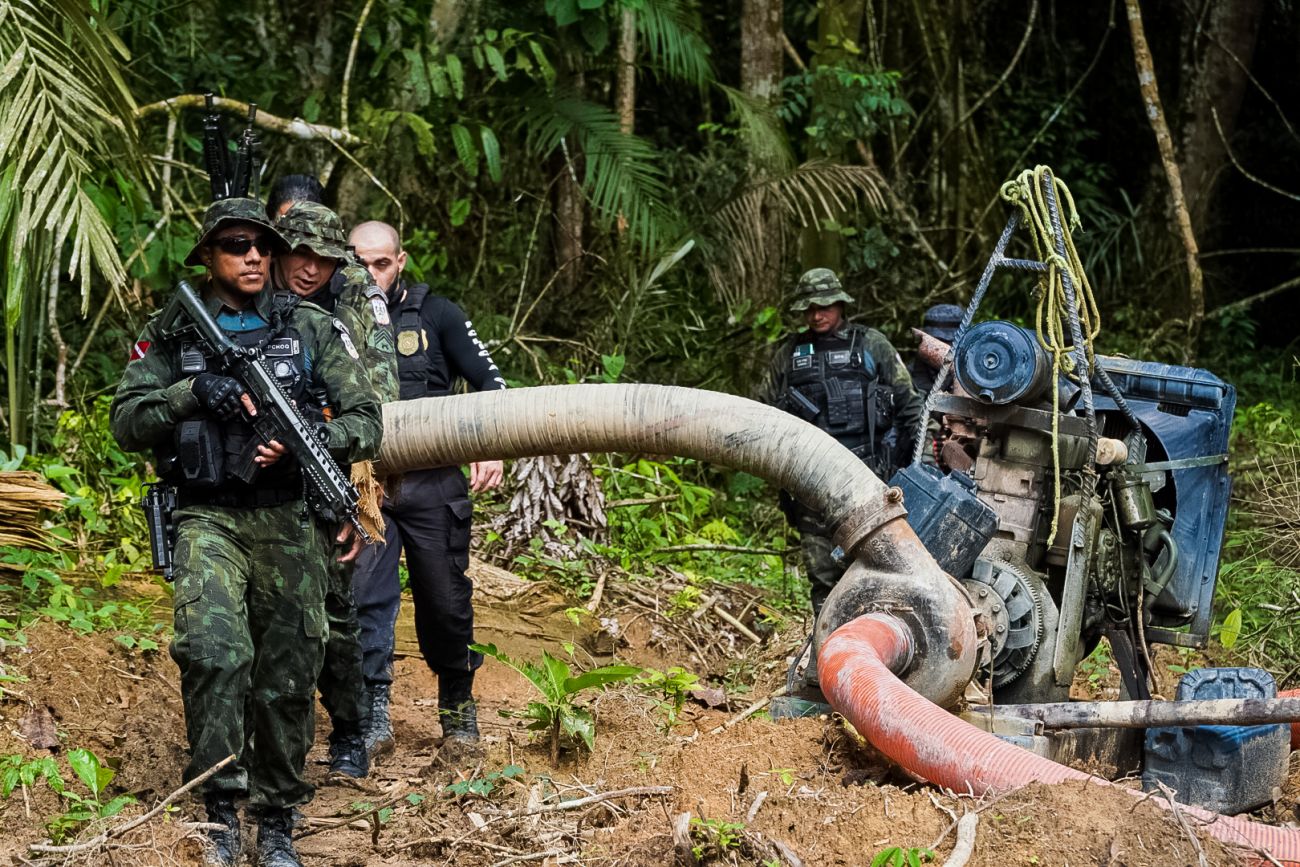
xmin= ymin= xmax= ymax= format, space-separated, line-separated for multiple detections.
xmin=175 ymin=419 xmax=224 ymax=487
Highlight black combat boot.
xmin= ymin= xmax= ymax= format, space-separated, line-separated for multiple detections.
xmin=327 ymin=721 xmax=370 ymax=779
xmin=364 ymin=682 xmax=395 ymax=758
xmin=256 ymin=807 xmax=303 ymax=867
xmin=202 ymin=795 xmax=241 ymax=866
xmin=438 ymin=673 xmax=480 ymax=744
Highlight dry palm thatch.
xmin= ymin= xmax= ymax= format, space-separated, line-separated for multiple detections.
xmin=0 ymin=470 xmax=66 ymax=549
xmin=492 ymin=454 xmax=608 ymax=558
xmin=705 ymin=161 xmax=886 ymax=308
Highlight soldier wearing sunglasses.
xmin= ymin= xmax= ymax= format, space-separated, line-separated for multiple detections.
xmin=109 ymin=197 xmax=383 ymax=867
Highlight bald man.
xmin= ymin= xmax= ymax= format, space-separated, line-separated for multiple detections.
xmin=348 ymin=221 xmax=506 ymax=754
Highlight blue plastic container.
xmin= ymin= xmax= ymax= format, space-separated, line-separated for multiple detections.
xmin=1142 ymin=668 xmax=1290 ymax=815
xmin=889 ymin=462 xmax=998 ymax=581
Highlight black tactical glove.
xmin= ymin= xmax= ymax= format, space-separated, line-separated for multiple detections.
xmin=191 ymin=374 xmax=247 ymax=420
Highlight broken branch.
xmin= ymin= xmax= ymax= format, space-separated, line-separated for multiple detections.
xmin=135 ymin=95 xmax=363 ymax=147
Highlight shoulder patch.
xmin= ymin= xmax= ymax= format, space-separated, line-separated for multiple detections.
xmin=333 ymin=317 xmax=360 ymax=360
xmin=369 ymin=295 xmax=391 ymax=327
xmin=128 ymin=340 xmax=151 ymax=362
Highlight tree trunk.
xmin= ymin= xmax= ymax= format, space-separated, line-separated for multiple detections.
xmin=1176 ymin=0 xmax=1265 ymax=236
xmin=1124 ymin=0 xmax=1204 ymax=361
xmin=616 ymin=6 xmax=637 ymax=135
xmin=740 ymin=0 xmax=785 ymax=302
xmin=740 ymin=0 xmax=783 ymax=104
xmin=615 ymin=6 xmax=637 ymax=237
xmin=553 ymin=70 xmax=587 ymax=297
xmin=802 ymin=0 xmax=866 ymax=270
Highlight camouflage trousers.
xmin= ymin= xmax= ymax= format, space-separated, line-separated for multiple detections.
xmin=800 ymin=532 xmax=846 ymax=615
xmin=316 ymin=549 xmax=369 ymax=735
xmin=169 ymin=500 xmax=330 ymax=810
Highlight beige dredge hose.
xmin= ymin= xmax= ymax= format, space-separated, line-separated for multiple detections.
xmin=378 ymin=384 xmax=978 ymax=707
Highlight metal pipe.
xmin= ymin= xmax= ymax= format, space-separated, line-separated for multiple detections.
xmin=992 ymin=697 xmax=1300 ymax=730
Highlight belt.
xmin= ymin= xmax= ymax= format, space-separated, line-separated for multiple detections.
xmin=177 ymin=486 xmax=301 ymax=509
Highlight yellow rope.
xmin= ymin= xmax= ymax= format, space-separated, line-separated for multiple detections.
xmin=999 ymin=166 xmax=1100 ymax=545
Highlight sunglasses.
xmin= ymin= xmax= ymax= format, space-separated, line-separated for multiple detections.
xmin=213 ymin=235 xmax=275 ymax=256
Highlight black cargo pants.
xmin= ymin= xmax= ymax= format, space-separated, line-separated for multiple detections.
xmin=352 ymin=466 xmax=482 ymax=686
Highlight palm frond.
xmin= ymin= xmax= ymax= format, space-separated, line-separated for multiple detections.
xmin=719 ymin=84 xmax=793 ymax=173
xmin=634 ymin=0 xmax=713 ymax=88
xmin=0 ymin=0 xmax=144 ymax=322
xmin=705 ymin=161 xmax=886 ymax=306
xmin=522 ymin=92 xmax=678 ymax=252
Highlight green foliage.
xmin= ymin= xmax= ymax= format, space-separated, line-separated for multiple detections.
xmin=869 ymin=847 xmax=935 ymax=867
xmin=522 ymin=93 xmax=677 ymax=252
xmin=1076 ymin=640 xmax=1113 ymax=692
xmin=591 ymin=457 xmax=798 ymax=608
xmin=635 ymin=666 xmax=699 ymax=731
xmin=0 ymin=748 xmax=136 ymax=844
xmin=1218 ymin=608 xmax=1242 ymax=650
xmin=689 ymin=817 xmax=746 ymax=861
xmin=445 ymin=764 xmax=525 ymax=798
xmin=779 ymin=64 xmax=910 ymax=155
xmin=0 ymin=754 xmax=64 ymax=798
xmin=0 ymin=0 xmax=150 ymax=448
xmin=471 ymin=642 xmax=640 ymax=763
xmin=0 ymin=401 xmax=163 ymax=646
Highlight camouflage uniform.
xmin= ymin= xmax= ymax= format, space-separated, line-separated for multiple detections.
xmin=760 ymin=268 xmax=923 ymax=612
xmin=274 ymin=202 xmax=398 ymax=758
xmin=109 ymin=199 xmax=382 ymax=811
xmin=275 ymin=202 xmax=399 ymax=402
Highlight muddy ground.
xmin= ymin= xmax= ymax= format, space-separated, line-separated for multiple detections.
xmin=0 ymin=561 xmax=1286 ymax=866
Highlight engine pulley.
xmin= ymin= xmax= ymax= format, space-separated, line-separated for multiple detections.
xmin=963 ymin=558 xmax=1045 ymax=687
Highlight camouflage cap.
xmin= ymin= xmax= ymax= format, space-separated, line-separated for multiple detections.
xmin=276 ymin=202 xmax=349 ymax=262
xmin=184 ymin=198 xmax=287 ymax=267
xmin=788 ymin=267 xmax=854 ymax=311
xmin=922 ymin=303 xmax=965 ymax=342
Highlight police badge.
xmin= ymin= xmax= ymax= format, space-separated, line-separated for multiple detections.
xmin=397 ymin=330 xmax=420 ymax=356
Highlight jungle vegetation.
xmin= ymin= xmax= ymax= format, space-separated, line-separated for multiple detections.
xmin=0 ymin=0 xmax=1297 ymax=665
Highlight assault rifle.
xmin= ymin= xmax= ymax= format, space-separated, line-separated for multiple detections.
xmin=229 ymin=102 xmax=260 ymax=200
xmin=202 ymin=93 xmax=230 ymax=200
xmin=161 ymin=280 xmax=372 ymax=543
xmin=202 ymin=94 xmax=260 ymax=200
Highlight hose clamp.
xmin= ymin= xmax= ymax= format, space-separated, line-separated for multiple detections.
xmin=832 ymin=486 xmax=908 ymax=558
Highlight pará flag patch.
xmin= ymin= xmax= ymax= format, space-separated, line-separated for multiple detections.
xmin=129 ymin=340 xmax=151 ymax=362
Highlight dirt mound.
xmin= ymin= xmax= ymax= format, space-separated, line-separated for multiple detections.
xmin=0 ymin=621 xmax=189 ymax=861
xmin=0 ymin=592 xmax=1265 ymax=866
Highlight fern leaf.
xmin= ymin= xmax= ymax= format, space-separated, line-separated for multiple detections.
xmin=450 ymin=122 xmax=480 ymax=175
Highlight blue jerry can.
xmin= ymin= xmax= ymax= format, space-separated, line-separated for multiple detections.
xmin=1142 ymin=667 xmax=1291 ymax=815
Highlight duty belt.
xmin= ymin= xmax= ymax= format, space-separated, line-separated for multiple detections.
xmin=177 ymin=486 xmax=302 ymax=509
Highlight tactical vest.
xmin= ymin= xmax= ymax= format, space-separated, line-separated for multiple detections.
xmin=782 ymin=328 xmax=895 ymax=473
xmin=156 ymin=297 xmax=317 ymax=498
xmin=392 ymin=282 xmax=448 ymax=400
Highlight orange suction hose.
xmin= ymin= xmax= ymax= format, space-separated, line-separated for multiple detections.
xmin=819 ymin=613 xmax=1300 ymax=865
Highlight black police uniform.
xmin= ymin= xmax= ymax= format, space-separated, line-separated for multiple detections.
xmin=351 ymin=280 xmax=506 ymax=694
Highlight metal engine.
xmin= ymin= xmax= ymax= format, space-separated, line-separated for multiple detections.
xmin=893 ymin=320 xmax=1235 ymax=704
